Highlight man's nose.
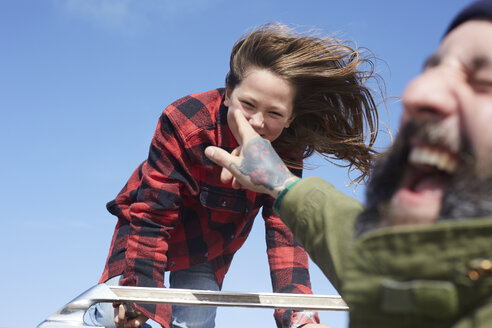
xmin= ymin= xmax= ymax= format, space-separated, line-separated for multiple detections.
xmin=401 ymin=66 xmax=458 ymax=123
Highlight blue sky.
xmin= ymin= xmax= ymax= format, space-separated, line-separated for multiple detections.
xmin=0 ymin=1 xmax=469 ymax=327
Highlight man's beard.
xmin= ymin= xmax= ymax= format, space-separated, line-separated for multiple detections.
xmin=354 ymin=121 xmax=492 ymax=237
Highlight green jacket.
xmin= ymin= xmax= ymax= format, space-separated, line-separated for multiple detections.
xmin=278 ymin=177 xmax=492 ymax=328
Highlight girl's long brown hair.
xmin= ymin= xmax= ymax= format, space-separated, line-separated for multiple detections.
xmin=226 ymin=23 xmax=382 ymax=183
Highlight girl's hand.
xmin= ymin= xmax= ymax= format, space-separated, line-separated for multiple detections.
xmin=114 ymin=303 xmax=149 ymax=328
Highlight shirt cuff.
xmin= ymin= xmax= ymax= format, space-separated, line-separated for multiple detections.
xmin=273 ymin=179 xmax=301 ymax=214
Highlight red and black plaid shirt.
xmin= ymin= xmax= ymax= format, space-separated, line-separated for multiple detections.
xmin=100 ymin=89 xmax=318 ymax=327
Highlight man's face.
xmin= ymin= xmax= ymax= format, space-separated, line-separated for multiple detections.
xmin=356 ymin=20 xmax=492 ymax=235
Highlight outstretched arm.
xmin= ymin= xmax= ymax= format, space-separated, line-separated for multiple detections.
xmin=205 ymin=109 xmax=299 ymax=198
xmin=207 ymin=110 xmax=336 ymax=328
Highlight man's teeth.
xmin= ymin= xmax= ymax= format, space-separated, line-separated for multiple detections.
xmin=409 ymin=146 xmax=457 ymax=173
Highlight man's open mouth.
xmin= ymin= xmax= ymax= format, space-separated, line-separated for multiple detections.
xmin=403 ymin=144 xmax=457 ymax=191
xmin=409 ymin=145 xmax=457 ymax=174
xmin=401 ymin=145 xmax=458 ymax=193
xmin=389 ymin=143 xmax=460 ymax=225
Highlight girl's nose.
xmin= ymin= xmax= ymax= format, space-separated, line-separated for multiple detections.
xmin=248 ymin=112 xmax=265 ymax=128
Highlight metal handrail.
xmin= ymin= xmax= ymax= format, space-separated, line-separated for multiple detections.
xmin=37 ymin=284 xmax=348 ymax=328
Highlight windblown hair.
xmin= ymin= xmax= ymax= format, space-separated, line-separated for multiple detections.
xmin=226 ymin=23 xmax=381 ymax=183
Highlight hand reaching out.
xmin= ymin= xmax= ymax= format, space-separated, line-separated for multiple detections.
xmin=205 ymin=110 xmax=299 ymax=198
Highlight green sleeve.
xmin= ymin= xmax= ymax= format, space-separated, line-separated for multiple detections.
xmin=278 ymin=177 xmax=364 ymax=292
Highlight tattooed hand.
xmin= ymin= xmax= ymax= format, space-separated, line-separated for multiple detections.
xmin=205 ymin=110 xmax=299 ymax=198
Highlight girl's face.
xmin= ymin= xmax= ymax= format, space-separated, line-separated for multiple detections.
xmin=225 ymin=68 xmax=295 ymax=142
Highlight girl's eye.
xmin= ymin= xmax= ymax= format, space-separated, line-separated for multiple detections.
xmin=241 ymin=100 xmax=254 ymax=108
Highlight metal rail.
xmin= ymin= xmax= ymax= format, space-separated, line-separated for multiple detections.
xmin=37 ymin=284 xmax=348 ymax=328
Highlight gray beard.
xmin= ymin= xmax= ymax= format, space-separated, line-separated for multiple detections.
xmin=354 ymin=121 xmax=492 ymax=237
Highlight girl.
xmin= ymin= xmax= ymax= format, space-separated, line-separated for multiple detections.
xmin=90 ymin=23 xmax=380 ymax=328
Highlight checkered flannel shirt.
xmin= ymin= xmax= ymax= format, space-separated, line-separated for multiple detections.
xmin=99 ymin=89 xmax=319 ymax=327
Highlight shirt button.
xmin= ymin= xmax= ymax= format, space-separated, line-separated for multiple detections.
xmin=170 ymin=261 xmax=175 ymax=267
xmin=204 ymin=252 xmax=209 ymax=257
xmin=231 ymin=234 xmax=235 ymax=239
xmin=221 ymin=201 xmax=227 ymax=207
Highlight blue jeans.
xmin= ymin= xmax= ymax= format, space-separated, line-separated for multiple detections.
xmin=169 ymin=261 xmax=220 ymax=328
xmin=85 ymin=261 xmax=219 ymax=328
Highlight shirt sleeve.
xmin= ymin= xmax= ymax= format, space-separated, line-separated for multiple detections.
xmin=120 ymin=111 xmax=196 ymax=327
xmin=262 ymin=195 xmax=320 ymax=328
xmin=278 ymin=176 xmax=364 ymax=292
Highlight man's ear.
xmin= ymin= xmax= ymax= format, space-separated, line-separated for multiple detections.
xmin=224 ymin=86 xmax=231 ymax=107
